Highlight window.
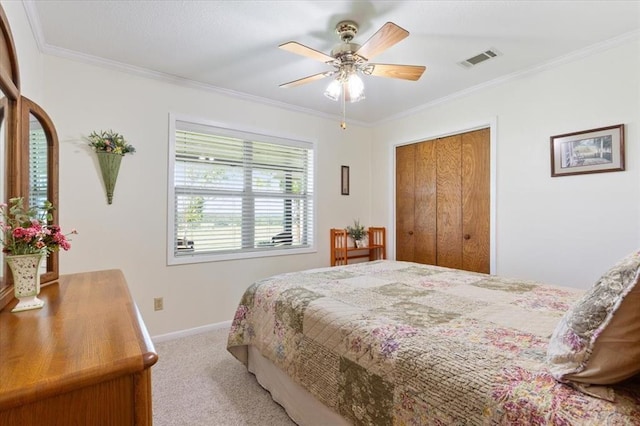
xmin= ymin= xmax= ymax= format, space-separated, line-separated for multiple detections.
xmin=28 ymin=119 xmax=48 ymax=209
xmin=168 ymin=116 xmax=315 ymax=264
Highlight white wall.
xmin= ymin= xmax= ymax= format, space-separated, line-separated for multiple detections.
xmin=372 ymin=38 xmax=640 ymax=289
xmin=42 ymin=57 xmax=375 ymax=335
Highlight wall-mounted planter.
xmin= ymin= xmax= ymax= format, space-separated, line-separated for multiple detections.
xmin=87 ymin=130 xmax=135 ymax=205
xmin=96 ymin=152 xmax=123 ymax=204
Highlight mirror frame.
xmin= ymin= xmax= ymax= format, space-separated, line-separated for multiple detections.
xmin=21 ymin=97 xmax=60 ymax=284
xmin=0 ymin=5 xmax=21 ymax=310
xmin=0 ymin=5 xmax=61 ymax=310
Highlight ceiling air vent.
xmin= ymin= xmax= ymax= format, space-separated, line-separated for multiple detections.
xmin=459 ymin=48 xmax=501 ymax=68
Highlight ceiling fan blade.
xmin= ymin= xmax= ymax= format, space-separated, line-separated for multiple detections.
xmin=279 ymin=41 xmax=335 ymax=63
xmin=355 ymin=22 xmax=409 ymax=61
xmin=280 ymin=71 xmax=335 ymax=88
xmin=368 ymin=64 xmax=426 ymax=81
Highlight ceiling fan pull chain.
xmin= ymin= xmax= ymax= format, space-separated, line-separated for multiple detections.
xmin=341 ymin=84 xmax=347 ymax=130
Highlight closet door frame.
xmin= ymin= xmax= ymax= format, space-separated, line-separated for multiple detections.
xmin=390 ymin=119 xmax=497 ymax=274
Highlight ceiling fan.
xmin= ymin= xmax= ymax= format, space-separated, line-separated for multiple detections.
xmin=279 ymin=21 xmax=426 ymax=128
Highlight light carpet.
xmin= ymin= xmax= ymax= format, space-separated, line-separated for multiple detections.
xmin=152 ymin=327 xmax=296 ymax=426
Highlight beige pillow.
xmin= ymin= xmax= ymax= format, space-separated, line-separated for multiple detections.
xmin=546 ymin=250 xmax=640 ymax=400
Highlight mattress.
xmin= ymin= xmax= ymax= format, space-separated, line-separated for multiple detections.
xmin=227 ymin=260 xmax=640 ymax=425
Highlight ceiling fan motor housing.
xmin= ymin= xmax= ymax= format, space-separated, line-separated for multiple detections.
xmin=335 ymin=21 xmax=358 ymax=42
xmin=331 ymin=42 xmax=361 ymax=60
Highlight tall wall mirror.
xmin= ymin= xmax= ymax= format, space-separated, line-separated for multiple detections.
xmin=0 ymin=5 xmax=60 ymax=309
xmin=0 ymin=5 xmax=20 ymax=308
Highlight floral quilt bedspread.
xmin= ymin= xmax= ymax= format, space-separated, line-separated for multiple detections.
xmin=227 ymin=260 xmax=640 ymax=425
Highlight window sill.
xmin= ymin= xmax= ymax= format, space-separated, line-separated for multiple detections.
xmin=167 ymin=246 xmax=317 ymax=265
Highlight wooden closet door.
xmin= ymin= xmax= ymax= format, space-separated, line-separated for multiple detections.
xmin=414 ymin=141 xmax=437 ymax=264
xmin=462 ymin=128 xmax=490 ymax=273
xmin=436 ymin=135 xmax=463 ymax=269
xmin=395 ymin=128 xmax=489 ymax=273
xmin=396 ymin=144 xmax=415 ymax=261
xmin=396 ymin=143 xmax=437 ymax=263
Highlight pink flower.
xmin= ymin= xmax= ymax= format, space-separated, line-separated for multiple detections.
xmin=52 ymin=233 xmax=71 ymax=250
xmin=1 ymin=197 xmax=76 ymax=255
xmin=12 ymin=227 xmax=34 ymax=240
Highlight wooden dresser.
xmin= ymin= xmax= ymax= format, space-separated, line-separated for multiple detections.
xmin=0 ymin=270 xmax=158 ymax=425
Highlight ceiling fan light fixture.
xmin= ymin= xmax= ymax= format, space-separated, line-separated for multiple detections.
xmin=324 ymin=79 xmax=342 ymax=101
xmin=346 ymin=73 xmax=365 ymax=103
xmin=324 ymin=71 xmax=365 ymax=103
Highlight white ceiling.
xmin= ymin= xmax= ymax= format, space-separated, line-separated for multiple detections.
xmin=23 ymin=0 xmax=640 ymax=126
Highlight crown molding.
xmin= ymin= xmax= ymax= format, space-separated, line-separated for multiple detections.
xmin=22 ymin=0 xmax=45 ymax=51
xmin=21 ymin=0 xmax=369 ymax=128
xmin=46 ymin=45 xmax=371 ymax=127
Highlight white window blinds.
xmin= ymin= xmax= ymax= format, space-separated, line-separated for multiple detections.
xmin=28 ymin=121 xmax=48 ymax=209
xmin=169 ymin=119 xmax=314 ymax=262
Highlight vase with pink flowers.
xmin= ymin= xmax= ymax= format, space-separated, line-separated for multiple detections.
xmin=1 ymin=197 xmax=76 ymax=312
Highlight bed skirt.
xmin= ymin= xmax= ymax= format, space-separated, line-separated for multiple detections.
xmin=247 ymin=345 xmax=349 ymax=426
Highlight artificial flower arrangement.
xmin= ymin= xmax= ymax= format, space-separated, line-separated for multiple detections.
xmin=346 ymin=219 xmax=367 ymax=242
xmin=87 ymin=129 xmax=135 ymax=204
xmin=0 ymin=197 xmax=76 ymax=256
xmin=87 ymin=129 xmax=136 ymax=155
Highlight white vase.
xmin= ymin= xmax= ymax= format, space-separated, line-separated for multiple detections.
xmin=6 ymin=253 xmax=45 ymax=313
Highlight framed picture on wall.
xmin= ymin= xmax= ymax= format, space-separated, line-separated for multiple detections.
xmin=550 ymin=124 xmax=625 ymax=177
xmin=341 ymin=165 xmax=349 ymax=195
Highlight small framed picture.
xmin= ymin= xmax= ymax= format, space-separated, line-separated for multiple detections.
xmin=550 ymin=124 xmax=625 ymax=177
xmin=341 ymin=165 xmax=349 ymax=195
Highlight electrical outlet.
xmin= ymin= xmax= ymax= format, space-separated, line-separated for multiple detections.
xmin=154 ymin=297 xmax=164 ymax=311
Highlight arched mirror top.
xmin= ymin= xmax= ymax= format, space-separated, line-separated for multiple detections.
xmin=0 ymin=5 xmax=20 ymax=97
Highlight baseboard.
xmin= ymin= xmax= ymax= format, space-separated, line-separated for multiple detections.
xmin=152 ymin=320 xmax=232 ymax=343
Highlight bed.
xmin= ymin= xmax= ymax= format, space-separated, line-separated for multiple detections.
xmin=227 ymin=259 xmax=640 ymax=425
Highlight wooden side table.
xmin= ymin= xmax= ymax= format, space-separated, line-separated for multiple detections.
xmin=330 ymin=227 xmax=386 ymax=266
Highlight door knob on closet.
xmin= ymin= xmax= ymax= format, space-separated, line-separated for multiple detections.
xmin=463 ymin=234 xmax=471 ymax=240
xmin=408 ymin=231 xmax=414 ymax=235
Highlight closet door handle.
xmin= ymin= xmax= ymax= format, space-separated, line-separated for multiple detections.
xmin=408 ymin=231 xmax=414 ymax=235
xmin=463 ymin=234 xmax=471 ymax=240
